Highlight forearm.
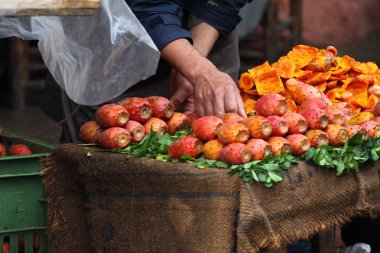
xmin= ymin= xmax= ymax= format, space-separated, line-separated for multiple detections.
xmin=160 ymin=38 xmax=215 ymax=83
xmin=190 ymin=22 xmax=219 ymax=57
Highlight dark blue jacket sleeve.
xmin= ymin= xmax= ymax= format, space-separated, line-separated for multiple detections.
xmin=126 ymin=0 xmax=192 ymax=50
xmin=182 ymin=0 xmax=252 ymax=37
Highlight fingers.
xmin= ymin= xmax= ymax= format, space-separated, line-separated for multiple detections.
xmin=223 ymin=86 xmax=238 ymax=115
xmin=170 ymin=86 xmax=191 ymax=111
xmin=235 ymin=90 xmax=247 ymax=117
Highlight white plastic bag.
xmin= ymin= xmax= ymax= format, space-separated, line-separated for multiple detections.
xmin=0 ymin=0 xmax=160 ymax=105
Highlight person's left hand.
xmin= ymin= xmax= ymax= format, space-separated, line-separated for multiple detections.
xmin=169 ymin=68 xmax=194 ymax=112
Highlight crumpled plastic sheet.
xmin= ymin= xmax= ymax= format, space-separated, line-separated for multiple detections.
xmin=0 ymin=0 xmax=160 ymax=105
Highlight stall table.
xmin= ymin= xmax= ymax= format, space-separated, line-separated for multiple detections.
xmin=43 ymin=144 xmax=380 ymax=253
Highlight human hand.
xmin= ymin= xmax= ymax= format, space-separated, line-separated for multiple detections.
xmin=169 ymin=68 xmax=193 ymax=112
xmin=192 ymin=61 xmax=246 ymax=117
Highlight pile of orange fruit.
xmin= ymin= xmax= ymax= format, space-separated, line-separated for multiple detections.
xmin=239 ymin=45 xmax=380 ymax=117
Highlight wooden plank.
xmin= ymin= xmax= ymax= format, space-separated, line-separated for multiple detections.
xmin=0 ymin=0 xmax=99 ymax=16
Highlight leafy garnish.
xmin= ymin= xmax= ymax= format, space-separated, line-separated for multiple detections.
xmin=113 ymin=129 xmax=193 ymax=158
xmin=302 ymin=133 xmax=380 ymax=175
xmin=227 ymin=153 xmax=299 ymax=187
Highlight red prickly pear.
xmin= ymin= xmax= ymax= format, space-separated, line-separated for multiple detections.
xmin=300 ymin=109 xmax=329 ymax=130
xmin=185 ymin=113 xmax=200 ymax=124
xmin=192 ymin=116 xmax=223 ymax=141
xmin=168 ymin=136 xmax=203 ymax=159
xmin=282 ymin=113 xmax=308 ymax=134
xmin=147 ymin=96 xmax=175 ymax=120
xmin=118 ymin=97 xmax=152 ymax=123
xmin=345 ymin=125 xmax=368 ymax=140
xmin=299 ymin=98 xmax=328 ymax=111
xmin=359 ymin=120 xmax=380 ymax=138
xmin=246 ymin=139 xmax=272 ymax=161
xmin=267 ymin=116 xmax=289 ymax=137
xmin=95 ymin=103 xmax=129 ymax=128
xmin=254 ymin=93 xmax=288 ymax=117
xmin=79 ymin=121 xmax=103 ymax=144
xmin=125 ymin=120 xmax=146 ymax=143
xmin=9 ymin=144 xmax=32 ymax=156
xmin=0 ymin=143 xmax=6 ymax=156
xmin=220 ymin=143 xmax=252 ymax=165
xmin=326 ymin=107 xmax=348 ymax=126
xmin=98 ymin=127 xmax=131 ymax=149
xmin=286 ymin=134 xmax=311 ymax=155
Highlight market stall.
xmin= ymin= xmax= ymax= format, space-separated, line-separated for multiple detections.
xmin=43 ymin=144 xmax=380 ymax=253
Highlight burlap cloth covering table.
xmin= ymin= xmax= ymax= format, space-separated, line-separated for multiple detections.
xmin=42 ymin=144 xmax=380 ymax=253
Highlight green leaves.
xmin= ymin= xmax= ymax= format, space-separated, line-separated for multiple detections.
xmin=113 ymin=129 xmax=193 ymax=158
xmin=302 ymin=133 xmax=380 ymax=175
xmin=228 ymin=153 xmax=299 ymax=188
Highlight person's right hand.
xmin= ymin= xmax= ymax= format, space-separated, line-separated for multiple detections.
xmin=191 ymin=61 xmax=246 ymax=117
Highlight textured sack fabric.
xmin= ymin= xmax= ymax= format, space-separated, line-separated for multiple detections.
xmin=43 ymin=144 xmax=380 ymax=253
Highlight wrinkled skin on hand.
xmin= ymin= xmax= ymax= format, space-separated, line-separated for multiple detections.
xmin=169 ymin=68 xmax=196 ymax=115
xmin=169 ymin=67 xmax=245 ymax=117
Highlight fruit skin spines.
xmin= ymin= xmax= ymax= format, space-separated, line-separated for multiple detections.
xmin=98 ymin=127 xmax=131 ymax=149
xmin=359 ymin=120 xmax=380 ymax=138
xmin=345 ymin=125 xmax=368 ymax=140
xmin=245 ymin=116 xmax=273 ymax=139
xmin=267 ymin=116 xmax=289 ymax=137
xmin=143 ymin=117 xmax=168 ymax=135
xmin=168 ymin=136 xmax=203 ymax=159
xmin=325 ymin=124 xmax=348 ymax=146
xmin=118 ymin=97 xmax=152 ymax=123
xmin=282 ymin=113 xmax=308 ymax=134
xmin=267 ymin=137 xmax=292 ymax=157
xmin=300 ymin=109 xmax=329 ymax=130
xmin=9 ymin=144 xmax=32 ymax=156
xmin=192 ymin=116 xmax=224 ymax=141
xmin=147 ymin=96 xmax=175 ymax=120
xmin=95 ymin=103 xmax=129 ymax=128
xmin=305 ymin=130 xmax=329 ymax=147
xmin=125 ymin=120 xmax=146 ymax=143
xmin=286 ymin=134 xmax=311 ymax=155
xmin=202 ymin=140 xmax=224 ymax=160
xmin=220 ymin=143 xmax=252 ymax=165
xmin=215 ymin=123 xmax=250 ymax=144
xmin=254 ymin=93 xmax=288 ymax=117
xmin=219 ymin=113 xmax=245 ymax=124
xmin=246 ymin=139 xmax=272 ymax=161
xmin=79 ymin=121 xmax=103 ymax=144
xmin=167 ymin=112 xmax=191 ymax=135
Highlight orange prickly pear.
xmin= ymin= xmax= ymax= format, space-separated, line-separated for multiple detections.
xmin=95 ymin=103 xmax=129 ymax=128
xmin=305 ymin=130 xmax=329 ymax=147
xmin=267 ymin=137 xmax=292 ymax=157
xmin=245 ymin=116 xmax=272 ymax=139
xmin=202 ymin=139 xmax=224 ymax=160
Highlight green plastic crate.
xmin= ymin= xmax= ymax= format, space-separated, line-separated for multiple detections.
xmin=0 ymin=129 xmax=54 ymax=253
